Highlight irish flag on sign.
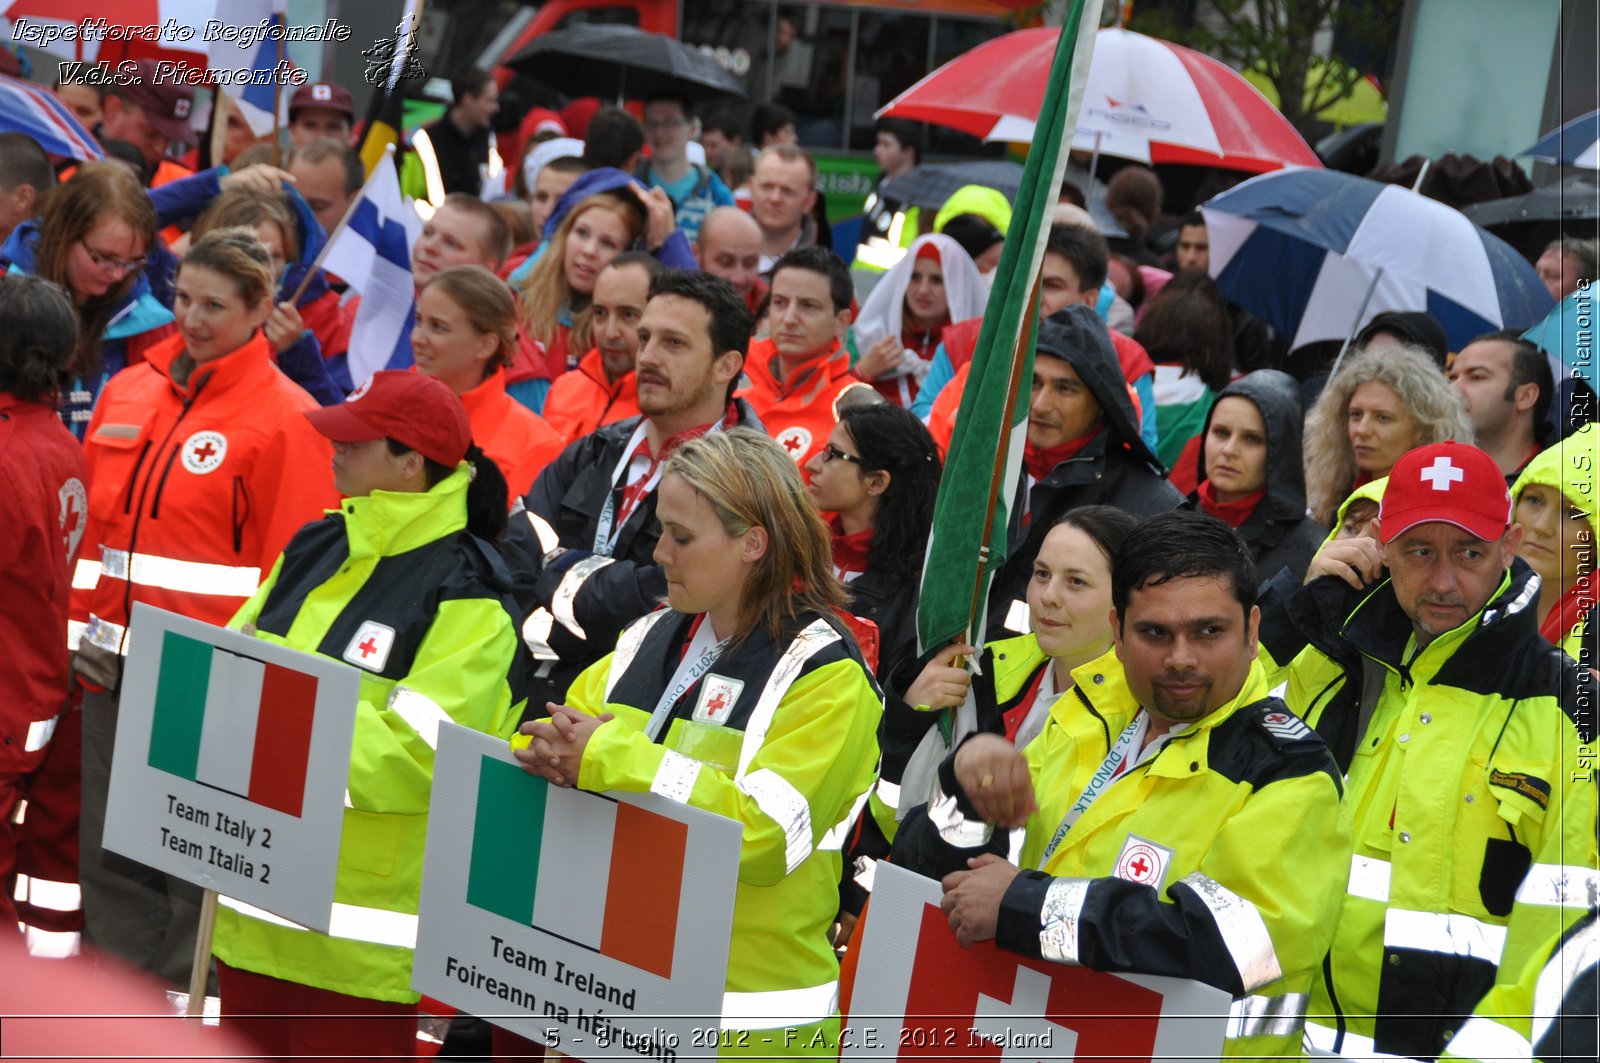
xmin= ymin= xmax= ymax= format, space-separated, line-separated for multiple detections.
xmin=147 ymin=630 xmax=318 ymax=817
xmin=467 ymin=758 xmax=687 ymax=980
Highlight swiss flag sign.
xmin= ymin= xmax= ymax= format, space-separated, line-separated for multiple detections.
xmin=844 ymin=863 xmax=1228 ymax=1063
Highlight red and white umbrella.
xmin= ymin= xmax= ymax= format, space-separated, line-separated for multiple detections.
xmin=880 ymin=27 xmax=1321 ymax=174
xmin=2 ymin=0 xmax=213 ymax=69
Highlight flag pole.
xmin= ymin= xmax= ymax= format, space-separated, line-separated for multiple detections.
xmin=186 ymin=889 xmax=218 ymax=1021
xmin=288 ymin=143 xmax=399 ymax=305
xmin=271 ymin=12 xmax=285 ymax=168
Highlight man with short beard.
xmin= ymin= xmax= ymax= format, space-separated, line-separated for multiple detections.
xmin=542 ymin=253 xmax=656 ymax=443
xmin=502 ymin=270 xmax=765 ymax=709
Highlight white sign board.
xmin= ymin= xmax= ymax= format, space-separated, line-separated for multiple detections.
xmin=844 ymin=862 xmax=1230 ymax=1062
xmin=104 ymin=603 xmax=360 ymax=932
xmin=414 ymin=723 xmax=742 ymax=1058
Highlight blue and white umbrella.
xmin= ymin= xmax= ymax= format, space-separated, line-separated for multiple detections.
xmin=0 ymin=73 xmax=102 ymax=161
xmin=1202 ymin=167 xmax=1553 ymax=353
xmin=1522 ymin=108 xmax=1600 ymax=169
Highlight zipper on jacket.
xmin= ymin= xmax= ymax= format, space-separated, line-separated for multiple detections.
xmin=116 ymin=399 xmax=195 ymax=625
xmin=121 ymin=441 xmax=152 ymax=514
xmin=1321 ymin=950 xmax=1348 ymax=1050
xmin=1072 ymin=683 xmax=1113 ymax=748
xmin=148 ymin=438 xmax=185 ymax=520
xmin=231 ymin=476 xmax=249 ymax=553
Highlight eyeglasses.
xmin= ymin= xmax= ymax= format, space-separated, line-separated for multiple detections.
xmin=821 ymin=443 xmax=869 ymax=468
xmin=79 ymin=239 xmax=145 ymax=276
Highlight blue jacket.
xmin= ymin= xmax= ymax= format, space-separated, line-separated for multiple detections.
xmin=509 ymin=167 xmax=698 ymax=285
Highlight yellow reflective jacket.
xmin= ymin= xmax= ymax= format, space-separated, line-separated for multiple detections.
xmin=1258 ymin=561 xmax=1598 ymax=1059
xmin=565 ymin=608 xmax=881 ymax=1051
xmin=213 ymin=467 xmax=527 ymax=1002
xmin=1511 ymin=424 xmax=1598 ymax=663
xmin=894 ymin=650 xmax=1351 ymax=1060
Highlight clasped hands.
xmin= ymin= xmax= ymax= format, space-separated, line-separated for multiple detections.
xmin=513 ymin=703 xmax=612 ymax=788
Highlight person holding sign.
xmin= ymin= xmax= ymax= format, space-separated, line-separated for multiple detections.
xmin=213 ymin=370 xmax=528 ymax=1059
xmin=893 ymin=512 xmax=1351 ymax=1059
xmin=516 ymin=427 xmax=882 ymax=1057
xmin=71 ymin=228 xmax=335 ymax=987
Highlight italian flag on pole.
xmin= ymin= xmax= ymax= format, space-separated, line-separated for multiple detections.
xmin=466 ymin=758 xmax=688 ymax=980
xmin=146 ymin=629 xmax=319 ymax=818
xmin=916 ymin=0 xmax=1103 ymax=654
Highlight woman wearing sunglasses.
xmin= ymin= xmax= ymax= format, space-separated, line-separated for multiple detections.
xmin=0 ymin=162 xmax=176 ymax=437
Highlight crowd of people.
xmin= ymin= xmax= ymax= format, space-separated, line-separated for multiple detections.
xmin=0 ymin=46 xmax=1596 ymax=1063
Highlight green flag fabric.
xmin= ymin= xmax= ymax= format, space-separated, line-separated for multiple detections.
xmin=916 ymin=0 xmax=1104 ymax=654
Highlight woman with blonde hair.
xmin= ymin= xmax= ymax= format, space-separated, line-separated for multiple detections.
xmin=0 ymin=161 xmax=173 ymax=435
xmin=515 ymin=427 xmax=881 ymax=1057
xmin=414 ymin=264 xmax=564 ymax=497
xmin=1302 ymin=343 xmax=1473 ymax=524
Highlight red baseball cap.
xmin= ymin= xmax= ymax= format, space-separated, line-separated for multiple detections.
xmin=289 ymin=82 xmax=355 ymax=121
xmin=1378 ymin=442 xmax=1512 ymax=544
xmin=305 ymin=371 xmax=471 ymax=467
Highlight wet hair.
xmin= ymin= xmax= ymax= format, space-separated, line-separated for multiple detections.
xmin=837 ymin=404 xmax=942 ymax=581
xmin=1050 ymin=505 xmax=1138 ymax=568
xmin=423 ymin=265 xmax=517 ymax=373
xmin=1470 ymin=327 xmax=1555 ymax=435
xmin=34 ymin=161 xmax=157 ymax=379
xmin=192 ymin=186 xmax=301 ymax=264
xmin=583 ymin=108 xmax=644 ymax=170
xmin=771 ymin=245 xmax=851 ymax=314
xmin=0 ymin=132 xmax=55 ymax=195
xmin=386 ymin=440 xmax=508 ymax=541
xmin=751 ymin=102 xmax=797 ymax=145
xmin=180 ymin=227 xmax=275 ymax=308
xmin=290 ymin=137 xmax=364 ymax=197
xmin=664 ymin=427 xmax=847 ymax=643
xmin=1302 ymin=344 xmax=1474 ymax=524
xmin=0 ymin=274 xmax=78 ymax=404
xmin=1104 ymin=164 xmax=1162 ymax=239
xmin=439 ymin=192 xmax=513 ymax=265
xmin=1044 ymin=223 xmax=1108 ymax=294
xmin=1111 ymin=511 xmax=1258 ymax=624
xmin=648 ymin=268 xmax=751 ymax=361
xmin=1134 ymin=271 xmax=1235 ymax=392
xmin=519 ymin=190 xmax=646 ymax=351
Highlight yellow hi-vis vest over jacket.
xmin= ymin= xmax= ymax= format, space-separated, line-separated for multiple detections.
xmin=1510 ymin=423 xmax=1599 ymax=663
xmin=212 ymin=467 xmax=527 ymax=1002
xmin=557 ymin=607 xmax=881 ymax=1056
xmin=1256 ymin=560 xmax=1598 ymax=1060
xmin=892 ymin=649 xmax=1351 ymax=1060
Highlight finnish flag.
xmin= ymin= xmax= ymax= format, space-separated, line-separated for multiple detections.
xmin=323 ymin=152 xmax=421 ymax=387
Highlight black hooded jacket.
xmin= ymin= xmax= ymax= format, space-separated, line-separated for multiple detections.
xmin=1191 ymin=369 xmax=1327 ymax=584
xmin=986 ymin=306 xmax=1185 ymax=638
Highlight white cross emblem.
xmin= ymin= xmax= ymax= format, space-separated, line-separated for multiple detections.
xmin=972 ymin=966 xmax=1077 ymax=1063
xmin=1420 ymin=456 xmax=1465 ymax=491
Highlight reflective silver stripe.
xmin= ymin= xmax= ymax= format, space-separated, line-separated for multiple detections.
xmin=1443 ymin=1016 xmax=1533 ymax=1063
xmin=98 ymin=548 xmax=261 ymax=597
xmin=71 ymin=557 xmax=101 ymax=590
xmin=818 ymin=789 xmax=870 ymax=852
xmin=1003 ymin=598 xmax=1030 ymax=634
xmin=23 ymin=926 xmax=80 ymax=959
xmin=24 ymin=714 xmax=60 ymax=753
xmin=1226 ymin=992 xmax=1307 ymax=1041
xmin=525 ymin=509 xmax=561 ymax=558
xmin=1383 ymin=908 xmax=1506 ymax=965
xmin=1348 ymin=854 xmax=1392 ymax=903
xmin=650 ymin=750 xmax=702 ymax=803
xmin=1039 ymin=877 xmax=1091 ymax=964
xmin=734 ymin=619 xmax=840 ymax=780
xmin=1531 ymin=913 xmax=1600 ymax=1049
xmin=410 ymin=126 xmax=446 ymax=206
xmin=218 ymin=894 xmax=418 ymax=948
xmin=604 ymin=610 xmax=675 ymax=701
xmin=740 ymin=768 xmax=813 ymax=873
xmin=927 ymin=772 xmax=993 ymax=849
xmin=387 ymin=687 xmax=451 ymax=750
xmin=1179 ymin=872 xmax=1283 ymax=993
xmin=15 ymin=874 xmax=81 ymax=912
xmin=83 ymin=614 xmax=128 ymax=655
xmin=1515 ymin=862 xmax=1600 ymax=910
xmin=721 ymin=981 xmax=838 ymax=1029
xmin=67 ymin=619 xmax=86 ymax=651
xmin=550 ymin=555 xmax=615 ymax=639
xmin=522 ymin=607 xmax=559 ymax=660
xmin=874 ymin=777 xmax=901 ymax=809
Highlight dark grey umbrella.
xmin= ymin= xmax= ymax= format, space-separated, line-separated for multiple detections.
xmin=882 ymin=161 xmax=1125 ymax=235
xmin=1461 ymin=173 xmax=1600 ymax=226
xmin=505 ymin=25 xmax=746 ymax=104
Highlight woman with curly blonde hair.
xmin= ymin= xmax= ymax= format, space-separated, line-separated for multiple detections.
xmin=1303 ymin=343 xmax=1474 ymax=524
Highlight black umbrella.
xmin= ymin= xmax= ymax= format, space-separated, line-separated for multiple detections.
xmin=882 ymin=161 xmax=1125 ymax=235
xmin=1461 ymin=173 xmax=1600 ymax=226
xmin=505 ymin=25 xmax=746 ymax=104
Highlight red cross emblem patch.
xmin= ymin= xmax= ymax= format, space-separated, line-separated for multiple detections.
xmin=343 ymin=620 xmax=397 ymax=672
xmin=181 ymin=431 xmax=228 ymax=475
xmin=693 ymin=674 xmax=744 ymax=724
xmin=1113 ymin=834 xmax=1173 ymax=888
xmin=775 ymin=426 xmax=811 ymax=462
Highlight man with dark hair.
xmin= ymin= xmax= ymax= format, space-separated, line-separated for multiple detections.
xmin=0 ymin=133 xmax=55 ymax=245
xmin=1256 ymin=442 xmax=1597 ymax=1060
xmin=287 ymin=82 xmax=355 ymax=149
xmin=505 ymin=269 xmax=763 ymax=709
xmin=52 ymin=78 xmax=101 ymax=130
xmin=852 ymin=117 xmax=923 ymax=274
xmin=636 ymin=92 xmax=733 ymax=243
xmin=738 ymin=246 xmax=875 ymax=467
xmin=893 ymin=510 xmax=1350 ymax=1060
xmin=751 ymin=101 xmax=798 ymax=147
xmin=1174 ymin=210 xmax=1209 ymax=274
xmin=1173 ymin=208 xmax=1280 ymax=373
xmin=413 ymin=67 xmax=499 ymax=197
xmin=543 ymin=252 xmax=660 ymax=443
xmin=287 ymin=138 xmax=363 ymax=239
xmin=1448 ymin=328 xmax=1553 ymax=482
xmin=752 ymin=144 xmax=820 ymax=270
xmin=699 ymin=108 xmax=748 ymax=176
xmin=583 ymin=107 xmax=645 ymax=172
xmin=94 ymin=59 xmax=195 ymax=187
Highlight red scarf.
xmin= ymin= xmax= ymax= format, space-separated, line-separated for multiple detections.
xmin=1539 ymin=578 xmax=1596 ymax=646
xmin=1197 ymin=480 xmax=1266 ymax=529
xmin=1001 ymin=665 xmax=1049 ymax=743
xmin=900 ymin=320 xmax=948 ymax=363
xmin=615 ymin=402 xmax=738 ymax=529
xmin=1023 ymin=430 xmax=1098 ymax=481
xmin=829 ymin=516 xmax=874 ymax=575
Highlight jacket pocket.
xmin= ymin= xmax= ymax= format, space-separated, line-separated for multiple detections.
xmin=85 ymin=423 xmax=151 ymax=521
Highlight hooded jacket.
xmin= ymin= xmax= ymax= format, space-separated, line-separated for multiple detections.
xmin=0 ymin=222 xmax=175 ymax=439
xmin=737 ymin=338 xmax=875 ymax=469
xmin=1510 ymin=423 xmax=1597 ymax=663
xmin=1193 ymin=370 xmax=1327 ymax=584
xmin=986 ymin=306 xmax=1185 ymax=639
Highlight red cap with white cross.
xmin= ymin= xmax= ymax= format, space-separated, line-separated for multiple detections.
xmin=1378 ymin=442 xmax=1511 ymax=543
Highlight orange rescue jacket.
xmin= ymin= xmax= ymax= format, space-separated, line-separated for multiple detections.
xmin=460 ymin=368 xmax=566 ymax=498
xmin=542 ymin=347 xmax=640 ymax=445
xmin=736 ymin=337 xmax=873 ymax=467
